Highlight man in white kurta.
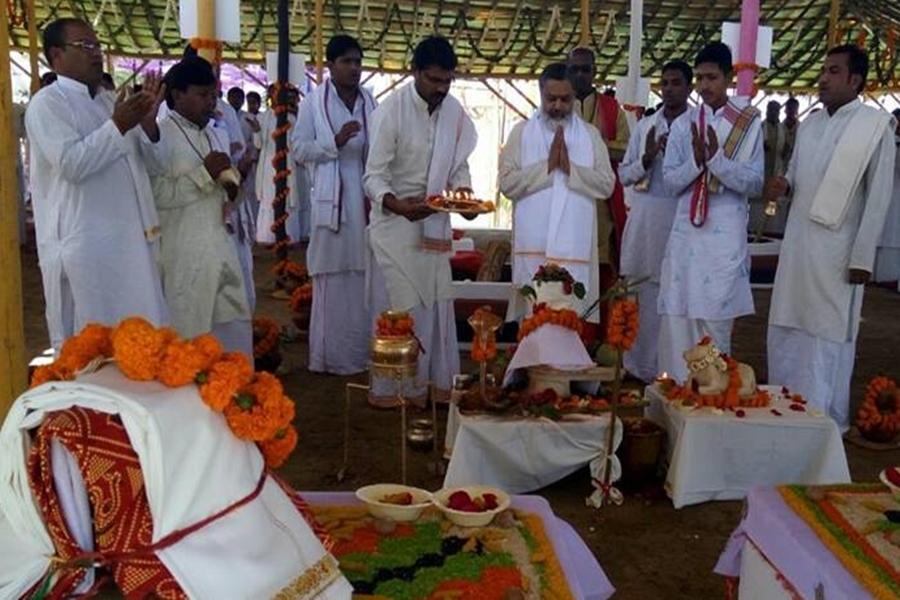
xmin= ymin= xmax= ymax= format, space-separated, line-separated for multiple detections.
xmin=255 ymin=89 xmax=310 ymax=245
xmin=873 ymin=111 xmax=900 ymax=284
xmin=618 ymin=61 xmax=692 ymax=381
xmin=658 ymin=43 xmax=764 ymax=383
xmin=364 ymin=36 xmax=477 ymax=407
xmin=768 ymin=46 xmax=897 ymax=430
xmin=26 ymin=18 xmax=169 ymax=349
xmin=750 ymin=101 xmax=788 ymax=235
xmin=499 ymin=63 xmax=614 ymax=323
xmin=293 ymin=35 xmax=376 ymax=374
xmin=147 ymin=58 xmax=252 ymax=357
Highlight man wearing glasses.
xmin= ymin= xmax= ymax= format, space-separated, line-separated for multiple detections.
xmin=25 ymin=18 xmax=170 ymax=350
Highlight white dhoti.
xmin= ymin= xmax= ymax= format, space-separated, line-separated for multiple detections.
xmin=212 ymin=319 xmax=253 ymax=360
xmin=310 ymin=271 xmax=369 ymax=375
xmin=623 ymin=281 xmax=662 ymax=382
xmin=767 ymin=324 xmax=855 ymax=432
xmin=368 ymin=263 xmax=459 ymax=408
xmin=658 ymin=315 xmax=734 ymax=383
xmin=231 ymin=235 xmax=256 ymax=312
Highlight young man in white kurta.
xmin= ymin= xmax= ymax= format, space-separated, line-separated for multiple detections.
xmin=293 ymin=35 xmax=376 ymax=375
xmin=618 ymin=61 xmax=692 ymax=381
xmin=499 ymin=63 xmax=614 ymax=322
xmin=873 ymin=112 xmax=900 ymax=284
xmin=364 ymin=36 xmax=477 ymax=407
xmin=767 ymin=46 xmax=897 ymax=430
xmin=26 ymin=19 xmax=169 ymax=349
xmin=658 ymin=43 xmax=764 ymax=383
xmin=148 ymin=58 xmax=252 ymax=357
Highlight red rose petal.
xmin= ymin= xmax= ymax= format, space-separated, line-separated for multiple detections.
xmin=771 ymin=409 xmax=783 ymax=416
xmin=886 ymin=467 xmax=900 ymax=488
xmin=789 ymin=403 xmax=806 ymax=412
xmin=735 ymin=410 xmax=746 ymax=418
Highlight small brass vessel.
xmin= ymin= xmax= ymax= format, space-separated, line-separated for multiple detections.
xmin=406 ymin=418 xmax=435 ymax=450
xmin=370 ymin=335 xmax=419 ymax=377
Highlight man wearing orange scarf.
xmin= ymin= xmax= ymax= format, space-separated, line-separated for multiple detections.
xmin=567 ymin=47 xmax=630 ymax=275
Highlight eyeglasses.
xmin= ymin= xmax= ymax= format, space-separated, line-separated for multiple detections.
xmin=66 ymin=40 xmax=103 ymax=53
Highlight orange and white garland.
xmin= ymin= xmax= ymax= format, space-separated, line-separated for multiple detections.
xmin=31 ymin=318 xmax=298 ymax=468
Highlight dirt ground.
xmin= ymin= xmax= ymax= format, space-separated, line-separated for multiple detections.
xmin=17 ymin=242 xmax=900 ymax=599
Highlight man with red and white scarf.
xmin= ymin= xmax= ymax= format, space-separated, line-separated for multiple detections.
xmin=293 ymin=34 xmax=376 ymax=375
xmin=657 ymin=42 xmax=764 ymax=383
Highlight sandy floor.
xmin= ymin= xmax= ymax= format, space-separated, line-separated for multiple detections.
xmin=17 ymin=243 xmax=900 ymax=599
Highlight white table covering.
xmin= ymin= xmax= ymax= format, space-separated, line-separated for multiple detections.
xmin=645 ymin=384 xmax=851 ymax=508
xmin=443 ymin=404 xmax=622 ymax=494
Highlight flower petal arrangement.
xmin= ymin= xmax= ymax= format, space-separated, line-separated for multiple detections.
xmin=30 ymin=318 xmax=298 ymax=469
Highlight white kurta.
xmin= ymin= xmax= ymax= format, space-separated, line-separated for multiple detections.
xmin=658 ymin=101 xmax=764 ymax=380
xmin=228 ymin=108 xmax=258 ymax=312
xmin=147 ymin=112 xmax=250 ymax=348
xmin=364 ymin=83 xmax=476 ymax=401
xmin=618 ymin=110 xmax=688 ymax=380
xmin=498 ymin=112 xmax=614 ymax=323
xmin=874 ymin=145 xmax=900 ymax=283
xmin=255 ymin=111 xmax=309 ymax=244
xmin=294 ymin=82 xmax=375 ymax=374
xmin=25 ymin=76 xmax=169 ymax=349
xmin=768 ymin=101 xmax=896 ymax=429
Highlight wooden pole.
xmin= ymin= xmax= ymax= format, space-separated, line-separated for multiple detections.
xmin=314 ymin=0 xmax=325 ymax=83
xmin=273 ymin=0 xmax=290 ymax=262
xmin=0 ymin=0 xmax=29 ymax=420
xmin=196 ymin=0 xmax=217 ymax=63
xmin=25 ymin=0 xmax=40 ymax=94
xmin=828 ymin=0 xmax=841 ymax=47
xmin=579 ymin=0 xmax=590 ymax=48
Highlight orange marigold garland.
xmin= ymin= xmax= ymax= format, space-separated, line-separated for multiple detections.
xmin=224 ymin=372 xmax=295 ymax=442
xmin=198 ymin=352 xmax=254 ymax=412
xmin=111 ymin=317 xmax=176 ymax=381
xmin=259 ymin=425 xmax=299 ymax=468
xmin=376 ymin=311 xmax=415 ymax=338
xmin=606 ymin=298 xmax=638 ymax=351
xmin=253 ymin=318 xmax=281 ymax=358
xmin=662 ymin=357 xmax=770 ymax=409
xmin=855 ymin=376 xmax=900 ymax=443
xmin=30 ymin=320 xmax=299 ymax=468
xmin=290 ymin=283 xmax=313 ymax=313
xmin=517 ymin=305 xmax=584 ymax=341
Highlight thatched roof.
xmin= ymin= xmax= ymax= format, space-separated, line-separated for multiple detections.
xmin=7 ymin=0 xmax=900 ymax=90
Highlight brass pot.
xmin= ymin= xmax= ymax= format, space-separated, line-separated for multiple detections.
xmin=407 ymin=418 xmax=435 ymax=451
xmin=370 ymin=335 xmax=419 ymax=377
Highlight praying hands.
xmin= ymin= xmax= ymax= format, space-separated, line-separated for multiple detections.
xmin=690 ymin=123 xmax=719 ymax=167
xmin=548 ymin=125 xmax=571 ymax=175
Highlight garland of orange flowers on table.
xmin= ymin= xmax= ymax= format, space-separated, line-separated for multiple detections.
xmin=606 ymin=297 xmax=639 ymax=351
xmin=31 ymin=318 xmax=298 ymax=468
xmin=252 ymin=317 xmax=281 ymax=359
xmin=664 ymin=356 xmax=771 ymax=409
xmin=517 ymin=304 xmax=583 ymax=341
xmin=854 ymin=376 xmax=900 ymax=439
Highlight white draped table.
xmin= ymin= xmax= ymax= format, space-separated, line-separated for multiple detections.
xmin=443 ymin=403 xmax=622 ymax=494
xmin=645 ymin=384 xmax=851 ymax=508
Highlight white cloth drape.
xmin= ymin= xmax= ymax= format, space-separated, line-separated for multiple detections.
xmin=0 ymin=367 xmax=352 ymax=599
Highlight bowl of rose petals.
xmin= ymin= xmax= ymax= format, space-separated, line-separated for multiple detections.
xmin=356 ymin=484 xmax=433 ymax=522
xmin=879 ymin=467 xmax=900 ymax=500
xmin=433 ymin=486 xmax=511 ymax=527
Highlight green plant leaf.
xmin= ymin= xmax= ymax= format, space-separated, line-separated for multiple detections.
xmin=519 ymin=285 xmax=536 ymax=300
xmin=573 ymin=282 xmax=586 ymax=300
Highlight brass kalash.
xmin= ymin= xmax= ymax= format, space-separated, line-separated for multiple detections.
xmin=340 ymin=311 xmax=437 ymax=484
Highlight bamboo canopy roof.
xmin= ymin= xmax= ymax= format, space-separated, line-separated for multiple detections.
xmin=6 ymin=0 xmax=900 ymax=91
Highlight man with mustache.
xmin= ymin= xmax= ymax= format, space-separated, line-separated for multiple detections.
xmin=767 ymin=45 xmax=896 ymax=430
xmin=364 ymin=36 xmax=477 ymax=407
xmin=499 ymin=62 xmax=614 ymax=322
xmin=25 ymin=18 xmax=169 ymax=350
xmin=657 ymin=42 xmax=764 ymax=383
xmin=618 ymin=60 xmax=692 ymax=381
xmin=146 ymin=57 xmax=251 ymax=356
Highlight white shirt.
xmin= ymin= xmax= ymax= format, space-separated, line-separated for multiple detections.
xmin=659 ymin=101 xmax=765 ymax=320
xmin=214 ymin=99 xmax=245 ymax=162
xmin=363 ymin=83 xmax=473 ymax=309
xmin=293 ymin=82 xmax=374 ymax=275
xmin=147 ymin=112 xmax=250 ymax=338
xmin=769 ymin=101 xmax=897 ymax=342
xmin=619 ymin=109 xmax=690 ymax=282
xmin=25 ymin=75 xmax=168 ymax=347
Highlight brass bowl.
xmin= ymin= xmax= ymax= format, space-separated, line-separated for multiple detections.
xmin=407 ymin=418 xmax=435 ymax=450
xmin=371 ymin=335 xmax=419 ymax=377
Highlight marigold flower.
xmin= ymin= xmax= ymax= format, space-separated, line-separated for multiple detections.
xmin=259 ymin=425 xmax=298 ymax=468
xmin=56 ymin=323 xmax=112 ymax=372
xmin=111 ymin=317 xmax=175 ymax=381
xmin=30 ymin=363 xmax=74 ymax=388
xmin=199 ymin=352 xmax=254 ymax=412
xmin=224 ymin=372 xmax=295 ymax=441
xmin=158 ymin=338 xmax=212 ymax=388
